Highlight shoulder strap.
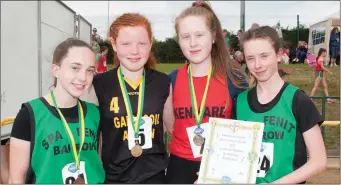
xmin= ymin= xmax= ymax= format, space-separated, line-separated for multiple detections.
xmin=23 ymin=102 xmax=36 ymax=183
xmin=168 ymin=69 xmax=179 ymax=93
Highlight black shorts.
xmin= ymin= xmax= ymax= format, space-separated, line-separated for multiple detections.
xmin=165 ymin=154 xmax=201 ymax=184
xmin=105 ymin=170 xmax=166 ymax=184
xmin=141 ymin=170 xmax=166 ymax=184
xmin=1 ymin=138 xmax=9 ymax=145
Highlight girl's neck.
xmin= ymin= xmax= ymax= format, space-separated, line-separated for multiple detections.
xmin=256 ymin=72 xmax=284 ymax=95
xmin=190 ymin=56 xmax=212 ymax=77
xmin=120 ymin=65 xmax=144 ymax=82
xmin=50 ymin=86 xmax=78 ymax=108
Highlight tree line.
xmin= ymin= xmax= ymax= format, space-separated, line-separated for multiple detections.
xmin=98 ymin=25 xmax=309 ymax=64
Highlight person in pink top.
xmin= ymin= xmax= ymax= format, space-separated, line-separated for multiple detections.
xmin=310 ymin=48 xmax=336 ymax=103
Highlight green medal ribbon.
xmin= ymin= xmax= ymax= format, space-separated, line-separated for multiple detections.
xmin=188 ymin=64 xmax=212 ymax=128
xmin=49 ymin=91 xmax=85 ymax=170
xmin=117 ymin=67 xmax=145 ymax=138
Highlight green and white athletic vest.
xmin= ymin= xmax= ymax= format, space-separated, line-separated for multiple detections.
xmin=237 ymin=84 xmax=299 ymax=183
xmin=27 ymin=98 xmax=105 ymax=184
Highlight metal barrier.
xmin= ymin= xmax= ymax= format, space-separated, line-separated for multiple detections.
xmin=1 ymin=117 xmax=15 ymax=141
xmin=311 ymin=96 xmax=340 ymax=139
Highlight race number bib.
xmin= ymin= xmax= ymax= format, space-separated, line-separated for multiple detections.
xmin=186 ymin=123 xmax=210 ymax=158
xmin=257 ymin=142 xmax=274 ymax=178
xmin=61 ymin=161 xmax=88 ymax=184
xmin=127 ymin=117 xmax=153 ymax=150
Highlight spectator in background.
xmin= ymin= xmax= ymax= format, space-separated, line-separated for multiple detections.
xmin=237 ymin=29 xmax=243 ymax=41
xmin=97 ymin=46 xmax=108 ymax=73
xmin=279 ymin=48 xmax=290 ymax=64
xmin=91 ymin=36 xmax=100 ymax=54
xmin=250 ymin=23 xmax=260 ymax=30
xmin=233 ymin=51 xmax=244 ymax=68
xmin=92 ymin=28 xmax=102 ymax=42
xmin=235 ymin=29 xmax=243 ymax=54
xmin=293 ymin=41 xmax=307 ymax=64
xmin=223 ymin=29 xmax=231 ymax=49
xmin=91 ymin=36 xmax=101 ymax=72
xmin=329 ymin=27 xmax=340 ymax=67
xmin=310 ymin=48 xmax=336 ymax=103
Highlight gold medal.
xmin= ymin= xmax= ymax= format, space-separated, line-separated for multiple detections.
xmin=193 ymin=134 xmax=205 ymax=146
xmin=131 ymin=144 xmax=143 ymax=157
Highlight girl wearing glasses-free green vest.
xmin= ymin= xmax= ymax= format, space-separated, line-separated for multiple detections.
xmin=236 ymin=26 xmax=327 ymax=184
xmin=9 ymin=38 xmax=104 ymax=184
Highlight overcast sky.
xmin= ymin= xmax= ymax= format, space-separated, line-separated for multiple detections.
xmin=62 ymin=1 xmax=340 ymax=41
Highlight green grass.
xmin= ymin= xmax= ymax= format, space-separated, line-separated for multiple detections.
xmin=156 ymin=63 xmax=183 ymax=74
xmin=109 ymin=63 xmax=340 ymax=153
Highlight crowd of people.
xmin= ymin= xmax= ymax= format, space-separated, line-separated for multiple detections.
xmin=1 ymin=0 xmax=335 ymax=184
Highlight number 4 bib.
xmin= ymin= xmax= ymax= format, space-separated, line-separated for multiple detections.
xmin=257 ymin=142 xmax=274 ymax=178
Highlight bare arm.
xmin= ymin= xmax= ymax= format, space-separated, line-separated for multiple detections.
xmin=9 ymin=137 xmax=31 ymax=184
xmin=0 ymin=144 xmax=10 ymax=183
xmin=271 ymin=124 xmax=327 ymax=184
xmin=163 ymin=84 xmax=174 ymax=134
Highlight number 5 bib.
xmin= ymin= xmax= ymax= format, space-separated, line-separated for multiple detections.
xmin=128 ymin=117 xmax=153 ymax=150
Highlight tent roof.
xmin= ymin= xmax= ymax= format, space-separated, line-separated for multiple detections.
xmin=327 ymin=10 xmax=340 ymax=20
xmin=311 ymin=10 xmax=340 ymax=27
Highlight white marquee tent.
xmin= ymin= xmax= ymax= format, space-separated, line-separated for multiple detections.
xmin=308 ymin=10 xmax=340 ymax=64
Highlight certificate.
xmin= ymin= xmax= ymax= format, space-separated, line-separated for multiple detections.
xmin=198 ymin=117 xmax=264 ymax=184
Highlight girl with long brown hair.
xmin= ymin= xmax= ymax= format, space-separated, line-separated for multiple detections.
xmin=163 ymin=1 xmax=248 ymax=183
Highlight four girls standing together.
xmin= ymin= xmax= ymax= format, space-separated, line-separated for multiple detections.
xmin=6 ymin=0 xmax=328 ymax=184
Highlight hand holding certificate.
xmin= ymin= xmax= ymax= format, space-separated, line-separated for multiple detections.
xmin=198 ymin=118 xmax=264 ymax=184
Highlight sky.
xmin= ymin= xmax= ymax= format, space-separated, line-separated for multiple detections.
xmin=62 ymin=1 xmax=340 ymax=41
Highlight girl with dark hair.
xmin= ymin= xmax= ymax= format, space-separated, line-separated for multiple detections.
xmin=164 ymin=1 xmax=248 ymax=183
xmin=9 ymin=38 xmax=105 ymax=184
xmin=310 ymin=48 xmax=336 ymax=103
xmin=237 ymin=26 xmax=327 ymax=184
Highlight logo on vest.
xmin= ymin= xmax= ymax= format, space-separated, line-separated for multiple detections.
xmin=68 ymin=163 xmax=77 ymax=173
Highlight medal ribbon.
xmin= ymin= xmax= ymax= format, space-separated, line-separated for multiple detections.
xmin=117 ymin=67 xmax=145 ymax=138
xmin=188 ymin=64 xmax=212 ymax=128
xmin=49 ymin=91 xmax=85 ymax=170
